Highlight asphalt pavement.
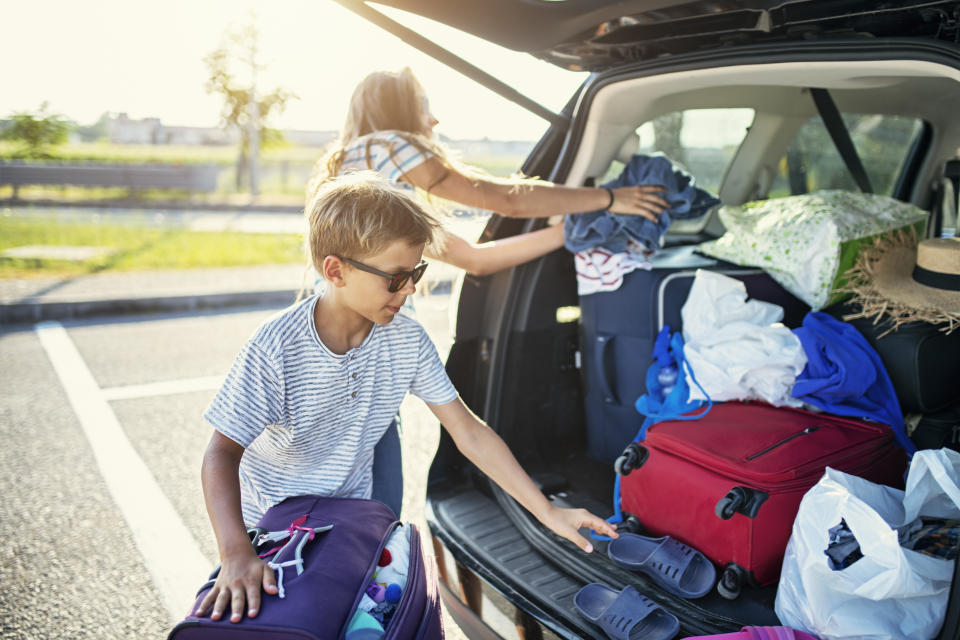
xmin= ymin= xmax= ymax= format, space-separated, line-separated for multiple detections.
xmin=0 ymin=302 xmax=471 ymax=639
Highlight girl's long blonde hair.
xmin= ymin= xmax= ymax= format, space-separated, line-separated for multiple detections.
xmin=310 ymin=67 xmax=452 ymax=194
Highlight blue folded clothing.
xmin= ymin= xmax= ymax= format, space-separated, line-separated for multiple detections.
xmin=564 ymin=153 xmax=721 ymax=253
xmin=791 ymin=312 xmax=916 ymax=454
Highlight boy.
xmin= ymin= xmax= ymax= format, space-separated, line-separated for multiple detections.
xmin=196 ymin=172 xmax=617 ymax=624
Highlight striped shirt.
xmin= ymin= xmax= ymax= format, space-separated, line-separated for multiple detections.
xmin=204 ymin=295 xmax=458 ymax=525
xmin=338 ymin=132 xmax=432 ymax=188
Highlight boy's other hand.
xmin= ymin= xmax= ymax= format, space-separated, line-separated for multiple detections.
xmin=543 ymin=505 xmax=619 ymax=553
xmin=195 ymin=550 xmax=279 ymax=623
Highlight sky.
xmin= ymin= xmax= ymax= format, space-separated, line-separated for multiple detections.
xmin=1 ymin=0 xmax=587 ymax=141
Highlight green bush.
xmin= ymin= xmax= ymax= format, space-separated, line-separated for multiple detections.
xmin=1 ymin=103 xmax=72 ymax=159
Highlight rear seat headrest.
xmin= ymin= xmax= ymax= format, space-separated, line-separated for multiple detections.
xmin=616 ymin=132 xmax=641 ymax=165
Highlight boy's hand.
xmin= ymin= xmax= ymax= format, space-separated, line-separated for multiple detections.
xmin=195 ymin=549 xmax=278 ymax=623
xmin=542 ymin=505 xmax=619 ymax=553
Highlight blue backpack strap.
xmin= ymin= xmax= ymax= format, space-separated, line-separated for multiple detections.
xmin=634 ymin=330 xmax=711 ymax=433
xmin=591 ymin=328 xmax=714 ymax=540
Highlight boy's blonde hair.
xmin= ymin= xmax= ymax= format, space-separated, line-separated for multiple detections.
xmin=306 ymin=171 xmax=441 ymax=269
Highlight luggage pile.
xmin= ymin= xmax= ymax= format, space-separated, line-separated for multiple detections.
xmin=575 ymin=190 xmax=960 ymax=639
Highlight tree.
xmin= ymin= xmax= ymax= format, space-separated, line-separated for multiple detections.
xmin=204 ymin=20 xmax=296 ymax=193
xmin=1 ymin=102 xmax=72 ymax=159
xmin=652 ymin=112 xmax=686 ymax=166
xmin=75 ymin=112 xmax=112 ymax=143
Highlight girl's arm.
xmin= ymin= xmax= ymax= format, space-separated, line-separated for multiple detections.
xmin=427 ymin=397 xmax=618 ymax=552
xmin=401 ymin=157 xmax=668 ymax=221
xmin=425 ymin=223 xmax=564 ymax=276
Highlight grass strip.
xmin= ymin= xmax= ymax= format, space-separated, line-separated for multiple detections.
xmin=0 ymin=216 xmax=305 ymax=278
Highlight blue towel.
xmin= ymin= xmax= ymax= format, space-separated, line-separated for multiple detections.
xmin=564 ymin=153 xmax=721 ymax=253
xmin=791 ymin=312 xmax=916 ymax=454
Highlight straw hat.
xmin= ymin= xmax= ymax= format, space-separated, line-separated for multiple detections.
xmin=838 ymin=228 xmax=960 ymax=335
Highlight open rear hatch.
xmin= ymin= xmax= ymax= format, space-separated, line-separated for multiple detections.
xmin=333 ymin=0 xmax=960 ymax=72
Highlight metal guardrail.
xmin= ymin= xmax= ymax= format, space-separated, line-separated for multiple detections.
xmin=0 ymin=161 xmax=221 ymax=193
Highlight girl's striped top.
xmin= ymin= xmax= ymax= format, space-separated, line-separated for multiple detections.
xmin=338 ymin=132 xmax=432 ymax=188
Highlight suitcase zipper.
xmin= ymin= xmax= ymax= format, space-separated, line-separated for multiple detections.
xmin=651 ymin=406 xmax=898 ymax=489
xmin=339 ymin=520 xmax=401 ymax=640
xmin=757 ymin=435 xmax=896 ymax=492
xmin=411 ymin=554 xmax=441 ymax=640
xmin=745 ymin=426 xmax=820 ymax=461
xmin=384 ymin=524 xmax=423 ymax=639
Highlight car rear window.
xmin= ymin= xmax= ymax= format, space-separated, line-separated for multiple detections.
xmin=602 ymin=108 xmax=756 ymax=193
xmin=769 ymin=114 xmax=925 ymax=197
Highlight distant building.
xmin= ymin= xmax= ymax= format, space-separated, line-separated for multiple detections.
xmin=105 ymin=114 xmax=339 ymax=147
xmin=108 ymin=113 xmax=161 ymax=144
xmin=157 ymin=124 xmax=239 ymax=146
xmin=107 ymin=113 xmax=238 ymax=145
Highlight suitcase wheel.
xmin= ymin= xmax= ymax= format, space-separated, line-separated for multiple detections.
xmin=617 ymin=514 xmax=646 ymax=535
xmin=715 ymin=486 xmax=769 ymax=520
xmin=717 ymin=563 xmax=747 ymax=600
xmin=614 ymin=443 xmax=649 ymax=476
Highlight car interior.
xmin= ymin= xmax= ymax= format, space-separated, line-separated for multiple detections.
xmin=427 ymin=56 xmax=960 ymax=638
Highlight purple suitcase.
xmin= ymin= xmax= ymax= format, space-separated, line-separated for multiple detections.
xmin=169 ymin=496 xmax=444 ymax=640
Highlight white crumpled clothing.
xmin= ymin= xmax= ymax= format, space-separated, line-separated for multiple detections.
xmin=681 ymin=270 xmax=807 ymax=406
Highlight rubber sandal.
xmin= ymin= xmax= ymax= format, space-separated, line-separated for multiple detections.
xmin=573 ymin=583 xmax=680 ymax=640
xmin=607 ymin=533 xmax=716 ymax=599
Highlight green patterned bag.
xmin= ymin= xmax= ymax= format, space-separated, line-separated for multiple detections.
xmin=698 ymin=190 xmax=928 ymax=310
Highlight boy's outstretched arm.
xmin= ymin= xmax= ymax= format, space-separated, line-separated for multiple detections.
xmin=197 ymin=430 xmax=278 ymax=623
xmin=428 ymin=397 xmax=618 ymax=552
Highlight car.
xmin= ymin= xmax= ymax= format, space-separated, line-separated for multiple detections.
xmin=336 ymin=1 xmax=960 ymax=638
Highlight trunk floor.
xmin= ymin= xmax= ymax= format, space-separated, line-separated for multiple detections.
xmin=431 ymin=484 xmax=780 ymax=639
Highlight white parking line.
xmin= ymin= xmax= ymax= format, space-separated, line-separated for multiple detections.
xmin=35 ymin=321 xmax=210 ymax=623
xmin=102 ymin=375 xmax=223 ymax=401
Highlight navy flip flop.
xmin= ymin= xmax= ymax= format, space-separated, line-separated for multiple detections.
xmin=573 ymin=583 xmax=680 ymax=640
xmin=607 ymin=533 xmax=716 ymax=599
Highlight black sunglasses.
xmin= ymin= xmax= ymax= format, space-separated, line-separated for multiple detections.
xmin=339 ymin=256 xmax=428 ymax=293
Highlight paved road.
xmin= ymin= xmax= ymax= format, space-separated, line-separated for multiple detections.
xmin=0 ymin=294 xmax=471 ymax=639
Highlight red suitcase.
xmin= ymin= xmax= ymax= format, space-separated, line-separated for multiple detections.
xmin=618 ymin=401 xmax=907 ymax=596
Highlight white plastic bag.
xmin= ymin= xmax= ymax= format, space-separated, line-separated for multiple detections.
xmin=681 ymin=269 xmax=807 ymax=406
xmin=775 ymin=449 xmax=960 ymax=640
xmin=698 ymin=191 xmax=928 ymax=309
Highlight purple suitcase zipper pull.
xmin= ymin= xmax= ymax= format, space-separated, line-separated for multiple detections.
xmin=257 ymin=514 xmax=335 ymax=598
